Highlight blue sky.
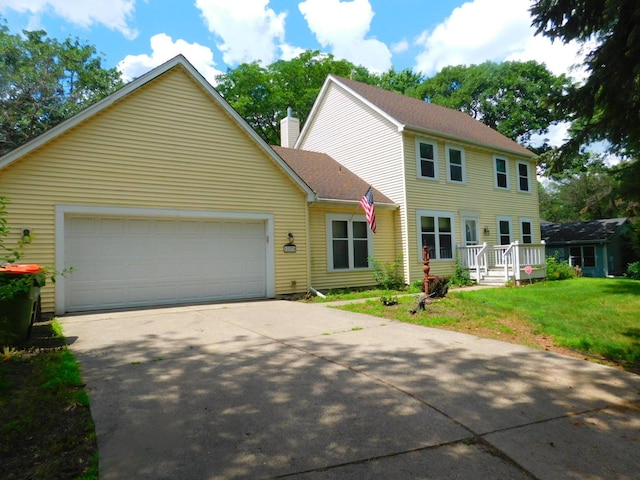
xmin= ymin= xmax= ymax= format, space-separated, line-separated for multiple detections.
xmin=0 ymin=0 xmax=586 ymax=87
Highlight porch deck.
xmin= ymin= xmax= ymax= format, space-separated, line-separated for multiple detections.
xmin=457 ymin=242 xmax=546 ymax=285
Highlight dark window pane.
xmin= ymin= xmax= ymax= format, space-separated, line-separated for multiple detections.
xmin=353 ymin=239 xmax=369 ymax=267
xmin=518 ymin=163 xmax=528 ymax=176
xmin=496 ymin=158 xmax=506 ymax=173
xmin=519 ymin=164 xmax=529 ymax=191
xmin=422 ymin=234 xmax=436 ymax=256
xmin=420 ymin=142 xmax=434 ymax=159
xmin=332 ymin=220 xmax=348 ymax=238
xmin=499 ymin=220 xmax=510 ymax=235
xmin=439 ymin=234 xmax=453 ymax=258
xmin=333 ymin=240 xmax=349 ymax=269
xmin=450 ymin=164 xmax=463 ymax=181
xmin=439 ymin=217 xmax=451 ymax=232
xmin=497 ymin=172 xmax=507 ymax=188
xmin=421 ymin=160 xmax=435 ymax=178
xmin=519 ymin=177 xmax=529 ymax=191
xmin=449 ymin=149 xmax=461 ymax=164
xmin=421 ymin=216 xmax=435 ymax=232
xmin=522 ymin=222 xmax=531 ymax=234
xmin=583 ymin=246 xmax=596 ymax=267
xmin=353 ymin=221 xmax=367 ymax=239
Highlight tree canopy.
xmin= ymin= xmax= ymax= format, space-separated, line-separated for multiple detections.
xmin=0 ymin=21 xmax=123 ymax=155
xmin=414 ymin=61 xmax=572 ymax=151
xmin=530 ymin=0 xmax=640 ymax=164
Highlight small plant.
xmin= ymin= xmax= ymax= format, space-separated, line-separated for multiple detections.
xmin=625 ymin=261 xmax=640 ymax=280
xmin=429 ymin=276 xmax=450 ymax=298
xmin=545 ymin=255 xmax=575 ymax=280
xmin=449 ymin=254 xmax=473 ymax=287
xmin=369 ymin=256 xmax=405 ymax=290
xmin=380 ymin=295 xmax=398 ymax=306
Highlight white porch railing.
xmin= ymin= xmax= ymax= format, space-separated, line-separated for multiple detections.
xmin=457 ymin=241 xmax=546 ymax=283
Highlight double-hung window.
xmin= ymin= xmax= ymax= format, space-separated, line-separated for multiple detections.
xmin=446 ymin=145 xmax=465 ymax=183
xmin=417 ymin=139 xmax=438 ymax=179
xmin=327 ymin=214 xmax=372 ymax=271
xmin=417 ymin=210 xmax=454 ymax=260
xmin=520 ymin=218 xmax=534 ymax=244
xmin=494 ymin=156 xmax=509 ymax=189
xmin=570 ymin=246 xmax=596 ymax=268
xmin=517 ymin=161 xmax=531 ymax=192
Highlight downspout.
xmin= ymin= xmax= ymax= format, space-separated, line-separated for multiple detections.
xmin=309 ymin=287 xmax=326 ymax=299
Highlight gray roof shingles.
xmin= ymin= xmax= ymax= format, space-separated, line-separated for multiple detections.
xmin=541 ymin=218 xmax=629 ymax=244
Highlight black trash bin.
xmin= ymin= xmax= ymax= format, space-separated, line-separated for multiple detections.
xmin=0 ymin=264 xmax=45 ymax=345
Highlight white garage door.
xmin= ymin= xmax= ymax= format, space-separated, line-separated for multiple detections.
xmin=64 ymin=215 xmax=268 ymax=312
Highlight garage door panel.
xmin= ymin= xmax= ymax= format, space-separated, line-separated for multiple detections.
xmin=64 ymin=215 xmax=268 ymax=312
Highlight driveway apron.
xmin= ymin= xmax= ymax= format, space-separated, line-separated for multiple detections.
xmin=61 ymin=300 xmax=640 ymax=479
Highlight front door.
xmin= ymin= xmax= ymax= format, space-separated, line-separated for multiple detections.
xmin=463 ymin=218 xmax=479 ymax=246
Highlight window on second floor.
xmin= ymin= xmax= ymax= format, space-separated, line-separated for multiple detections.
xmin=416 ymin=139 xmax=438 ymax=179
xmin=446 ymin=145 xmax=465 ymax=183
xmin=417 ymin=210 xmax=455 ymax=260
xmin=494 ymin=156 xmax=509 ymax=189
xmin=517 ymin=161 xmax=531 ymax=192
xmin=326 ymin=214 xmax=372 ymax=271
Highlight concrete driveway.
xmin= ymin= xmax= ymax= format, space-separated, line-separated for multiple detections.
xmin=61 ymin=300 xmax=640 ymax=479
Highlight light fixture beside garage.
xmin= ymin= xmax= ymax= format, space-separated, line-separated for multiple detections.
xmin=21 ymin=229 xmax=32 ymax=244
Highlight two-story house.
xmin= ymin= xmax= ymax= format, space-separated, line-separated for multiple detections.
xmin=290 ymin=75 xmax=545 ymax=285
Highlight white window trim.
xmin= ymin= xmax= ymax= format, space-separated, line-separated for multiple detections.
xmin=416 ymin=209 xmax=456 ymax=261
xmin=496 ymin=215 xmax=513 ymax=245
xmin=326 ymin=213 xmax=373 ymax=272
xmin=516 ymin=160 xmax=532 ymax=193
xmin=519 ymin=217 xmax=535 ymax=244
xmin=493 ymin=155 xmax=510 ymax=190
xmin=445 ymin=144 xmax=466 ymax=183
xmin=415 ymin=137 xmax=439 ymax=180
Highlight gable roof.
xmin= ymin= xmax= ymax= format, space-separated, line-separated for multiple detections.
xmin=541 ymin=218 xmax=629 ymax=245
xmin=300 ymin=75 xmax=535 ymax=159
xmin=272 ymin=146 xmax=394 ymax=205
xmin=0 ymin=55 xmax=315 ymax=202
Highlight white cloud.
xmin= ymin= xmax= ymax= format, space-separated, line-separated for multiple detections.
xmin=117 ymin=34 xmax=222 ymax=85
xmin=391 ymin=39 xmax=409 ymax=54
xmin=195 ymin=0 xmax=287 ymax=66
xmin=0 ymin=0 xmax=138 ymax=39
xmin=298 ymin=0 xmax=392 ymax=73
xmin=413 ymin=0 xmax=586 ymax=80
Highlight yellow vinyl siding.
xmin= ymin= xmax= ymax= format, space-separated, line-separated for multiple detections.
xmin=404 ymin=132 xmax=540 ymax=282
xmin=0 ymin=66 xmax=309 ymax=312
xmin=308 ymin=204 xmax=399 ymax=291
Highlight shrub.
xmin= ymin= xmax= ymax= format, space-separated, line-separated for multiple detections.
xmin=428 ymin=276 xmax=450 ymax=298
xmin=369 ymin=257 xmax=405 ymax=290
xmin=545 ymin=255 xmax=575 ymax=281
xmin=625 ymin=261 xmax=640 ymax=280
xmin=449 ymin=254 xmax=473 ymax=287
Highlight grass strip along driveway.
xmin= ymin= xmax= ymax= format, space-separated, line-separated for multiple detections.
xmin=336 ymin=277 xmax=640 ymax=374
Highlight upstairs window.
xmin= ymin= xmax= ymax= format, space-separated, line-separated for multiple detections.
xmin=494 ymin=157 xmax=509 ymax=189
xmin=417 ymin=139 xmax=438 ymax=179
xmin=517 ymin=161 xmax=531 ymax=192
xmin=327 ymin=215 xmax=372 ymax=271
xmin=446 ymin=145 xmax=465 ymax=183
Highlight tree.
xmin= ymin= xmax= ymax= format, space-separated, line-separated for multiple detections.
xmin=215 ymin=50 xmax=374 ymax=145
xmin=414 ymin=61 xmax=572 ymax=149
xmin=0 ymin=22 xmax=123 ymax=155
xmin=530 ymin=0 xmax=640 ymax=165
xmin=374 ymin=67 xmax=423 ymax=96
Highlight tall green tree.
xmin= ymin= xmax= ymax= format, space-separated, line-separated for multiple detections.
xmin=414 ymin=61 xmax=572 ymax=149
xmin=374 ymin=67 xmax=423 ymax=96
xmin=0 ymin=22 xmax=122 ymax=155
xmin=530 ymin=0 xmax=640 ymax=169
xmin=215 ymin=50 xmax=374 ymax=145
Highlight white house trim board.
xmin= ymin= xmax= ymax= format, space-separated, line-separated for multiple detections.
xmin=54 ymin=205 xmax=275 ymax=314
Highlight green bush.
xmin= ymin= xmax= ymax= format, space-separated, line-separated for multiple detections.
xmin=546 ymin=255 xmax=575 ymax=281
xmin=429 ymin=276 xmax=450 ymax=298
xmin=449 ymin=254 xmax=473 ymax=287
xmin=625 ymin=261 xmax=640 ymax=280
xmin=369 ymin=257 xmax=405 ymax=290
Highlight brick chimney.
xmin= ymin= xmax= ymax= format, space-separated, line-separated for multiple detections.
xmin=280 ymin=107 xmax=300 ymax=148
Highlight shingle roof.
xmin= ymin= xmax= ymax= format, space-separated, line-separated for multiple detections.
xmin=330 ymin=75 xmax=535 ymax=158
xmin=541 ymin=218 xmax=629 ymax=244
xmin=272 ymin=146 xmax=394 ymax=204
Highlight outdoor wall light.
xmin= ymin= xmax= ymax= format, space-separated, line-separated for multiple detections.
xmin=22 ymin=228 xmax=32 ymax=243
xmin=483 ymin=226 xmax=490 ymax=235
xmin=287 ymin=232 xmax=295 ymax=244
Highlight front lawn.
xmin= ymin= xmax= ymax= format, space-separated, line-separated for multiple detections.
xmin=335 ymin=277 xmax=640 ymax=373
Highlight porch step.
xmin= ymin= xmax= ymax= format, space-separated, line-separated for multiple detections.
xmin=475 ymin=268 xmax=507 ymax=286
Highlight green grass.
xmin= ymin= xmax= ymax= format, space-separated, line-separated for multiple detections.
xmin=336 ymin=278 xmax=640 ymax=371
xmin=312 ymin=285 xmax=421 ymax=302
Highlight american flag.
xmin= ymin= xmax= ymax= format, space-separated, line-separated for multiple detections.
xmin=359 ymin=187 xmax=377 ymax=233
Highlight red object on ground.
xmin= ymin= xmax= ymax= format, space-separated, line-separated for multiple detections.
xmin=0 ymin=264 xmax=44 ymax=274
